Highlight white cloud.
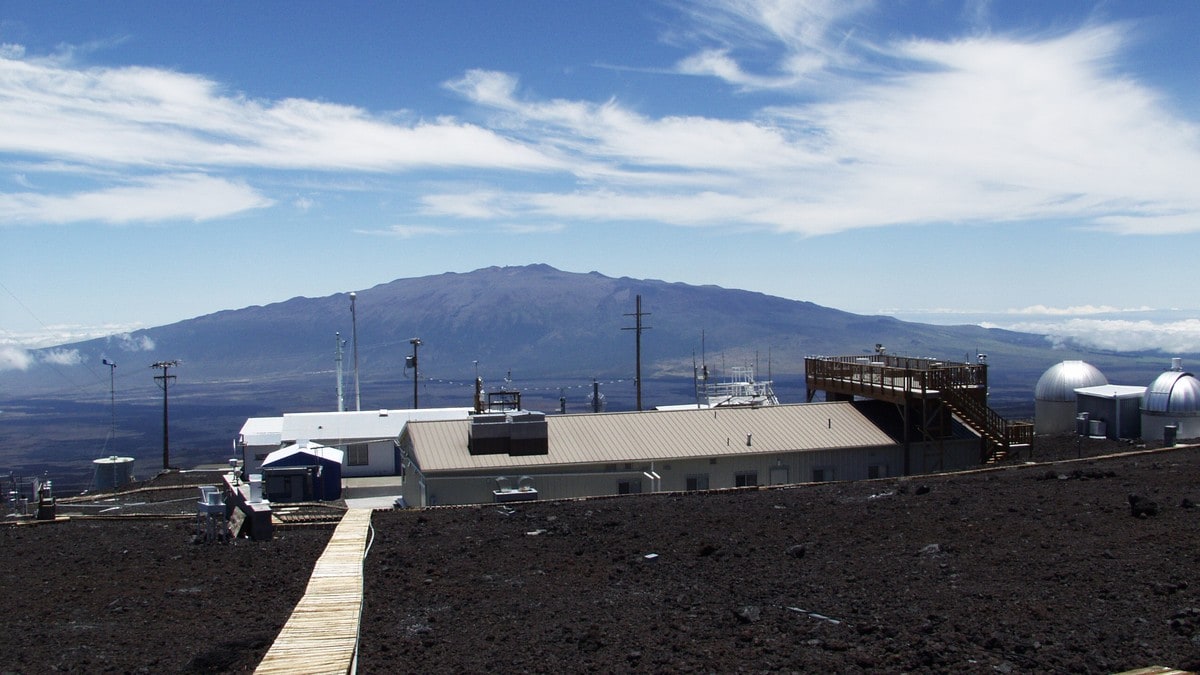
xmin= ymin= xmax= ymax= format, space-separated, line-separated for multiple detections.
xmin=985 ymin=318 xmax=1200 ymax=354
xmin=0 ymin=346 xmax=33 ymax=371
xmin=112 ymin=333 xmax=156 ymax=352
xmin=441 ymin=16 xmax=1200 ymax=237
xmin=1005 ymin=304 xmax=1156 ymax=317
xmin=40 ymin=348 xmax=83 ymax=366
xmin=0 ymin=173 xmax=273 ymax=224
xmin=500 ymin=222 xmax=566 ymax=235
xmin=0 ymin=324 xmax=149 ymax=350
xmin=355 ymin=224 xmax=457 ymax=239
xmin=672 ymin=0 xmax=870 ymax=86
xmin=0 ymin=53 xmax=560 ymax=174
xmin=3 ymin=6 xmax=1199 ymax=238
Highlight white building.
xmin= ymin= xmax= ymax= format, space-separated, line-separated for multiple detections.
xmin=1074 ymin=384 xmax=1146 ymax=440
xmin=237 ymin=407 xmax=472 ymax=477
xmin=398 ymin=401 xmax=981 ymax=508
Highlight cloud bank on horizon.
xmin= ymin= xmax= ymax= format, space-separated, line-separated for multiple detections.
xmin=2 ymin=0 xmax=1199 ymax=359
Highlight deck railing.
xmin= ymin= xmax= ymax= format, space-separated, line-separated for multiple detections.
xmin=806 ymin=355 xmax=1025 ymax=462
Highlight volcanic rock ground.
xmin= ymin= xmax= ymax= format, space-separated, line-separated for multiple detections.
xmin=3 ymin=436 xmax=1199 ymax=673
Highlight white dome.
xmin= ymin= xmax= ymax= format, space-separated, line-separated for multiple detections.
xmin=1144 ymin=368 xmax=1200 ymax=414
xmin=1035 ymin=360 xmax=1107 ymax=402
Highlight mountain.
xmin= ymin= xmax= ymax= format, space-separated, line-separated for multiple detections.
xmin=1 ymin=264 xmax=1184 ymax=489
xmin=3 ymin=264 xmax=1176 ymax=406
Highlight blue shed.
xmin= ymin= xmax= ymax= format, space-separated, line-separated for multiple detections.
xmin=261 ymin=443 xmax=343 ymax=501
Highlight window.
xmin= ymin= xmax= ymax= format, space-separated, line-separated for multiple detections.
xmin=617 ymin=479 xmax=643 ymax=495
xmin=685 ymin=474 xmax=709 ymax=491
xmin=734 ymin=471 xmax=758 ymax=488
xmin=812 ymin=467 xmax=834 ymax=482
xmin=868 ymin=464 xmax=886 ymax=479
xmin=347 ymin=443 xmax=369 ymax=466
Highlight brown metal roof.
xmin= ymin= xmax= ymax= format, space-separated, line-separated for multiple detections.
xmin=405 ymin=402 xmax=897 ymax=473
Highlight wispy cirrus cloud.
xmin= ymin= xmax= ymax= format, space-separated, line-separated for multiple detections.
xmin=355 ymin=224 xmax=458 ymax=239
xmin=0 ymin=173 xmax=272 ymax=224
xmin=672 ymin=0 xmax=871 ymax=88
xmin=3 ymin=2 xmax=1199 ymax=238
xmin=0 ymin=49 xmax=562 ymax=226
xmin=0 ymin=54 xmax=560 ymax=173
xmin=441 ymin=9 xmax=1200 ymax=236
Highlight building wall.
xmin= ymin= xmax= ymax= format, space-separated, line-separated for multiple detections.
xmin=1141 ymin=413 xmax=1200 ymax=442
xmin=1077 ymin=395 xmax=1143 ymax=440
xmin=339 ymin=439 xmax=398 ymax=477
xmin=1035 ymin=400 xmax=1076 ymax=435
xmin=402 ymin=438 xmax=981 ymax=508
xmin=242 ymin=444 xmax=279 ymax=474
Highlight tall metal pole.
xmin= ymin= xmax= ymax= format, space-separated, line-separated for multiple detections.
xmin=622 ymin=295 xmax=652 ymax=411
xmin=409 ymin=337 xmax=422 ymax=409
xmin=151 ymin=360 xmax=178 ymax=470
xmin=350 ymin=292 xmax=360 ymax=411
xmin=102 ymin=359 xmax=116 ymax=452
xmin=335 ymin=332 xmax=346 ymax=412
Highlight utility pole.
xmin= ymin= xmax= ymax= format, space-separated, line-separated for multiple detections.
xmin=335 ymin=332 xmax=346 ymax=412
xmin=102 ymin=359 xmax=116 ymax=453
xmin=350 ymin=292 xmax=361 ymax=411
xmin=151 ymin=360 xmax=179 ymax=470
xmin=622 ymin=295 xmax=652 ymax=411
xmin=407 ymin=337 xmax=422 ymax=409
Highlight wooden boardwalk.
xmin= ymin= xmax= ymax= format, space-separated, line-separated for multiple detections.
xmin=256 ymin=508 xmax=374 ymax=675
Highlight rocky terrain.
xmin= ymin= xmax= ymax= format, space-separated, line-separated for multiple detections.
xmin=358 ymin=439 xmax=1200 ymax=674
xmin=2 ymin=436 xmax=1198 ymax=673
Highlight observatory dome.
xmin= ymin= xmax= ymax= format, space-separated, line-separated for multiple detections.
xmin=1144 ymin=361 xmax=1200 ymax=414
xmin=1035 ymin=360 xmax=1107 ymax=402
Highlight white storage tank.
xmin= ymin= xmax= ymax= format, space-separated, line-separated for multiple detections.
xmin=1034 ymin=361 xmax=1107 ymax=435
xmin=92 ymin=456 xmax=135 ymax=491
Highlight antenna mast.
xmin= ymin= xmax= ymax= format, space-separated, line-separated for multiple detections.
xmin=622 ymin=295 xmax=652 ymax=411
xmin=151 ymin=360 xmax=179 ymax=470
xmin=350 ymin=292 xmax=360 ymax=411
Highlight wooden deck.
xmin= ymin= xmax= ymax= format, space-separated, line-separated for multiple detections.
xmin=255 ymin=508 xmax=374 ymax=675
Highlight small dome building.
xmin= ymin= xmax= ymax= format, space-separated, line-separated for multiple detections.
xmin=1141 ymin=358 xmax=1200 ymax=442
xmin=1034 ymin=360 xmax=1108 ymax=435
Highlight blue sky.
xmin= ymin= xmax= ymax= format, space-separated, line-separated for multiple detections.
xmin=3 ymin=0 xmax=1200 ymax=370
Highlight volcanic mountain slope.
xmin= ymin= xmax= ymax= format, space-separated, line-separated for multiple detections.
xmin=8 ymin=264 xmax=1137 ymax=403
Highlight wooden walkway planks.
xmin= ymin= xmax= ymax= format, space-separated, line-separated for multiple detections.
xmin=255 ymin=508 xmax=374 ymax=675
